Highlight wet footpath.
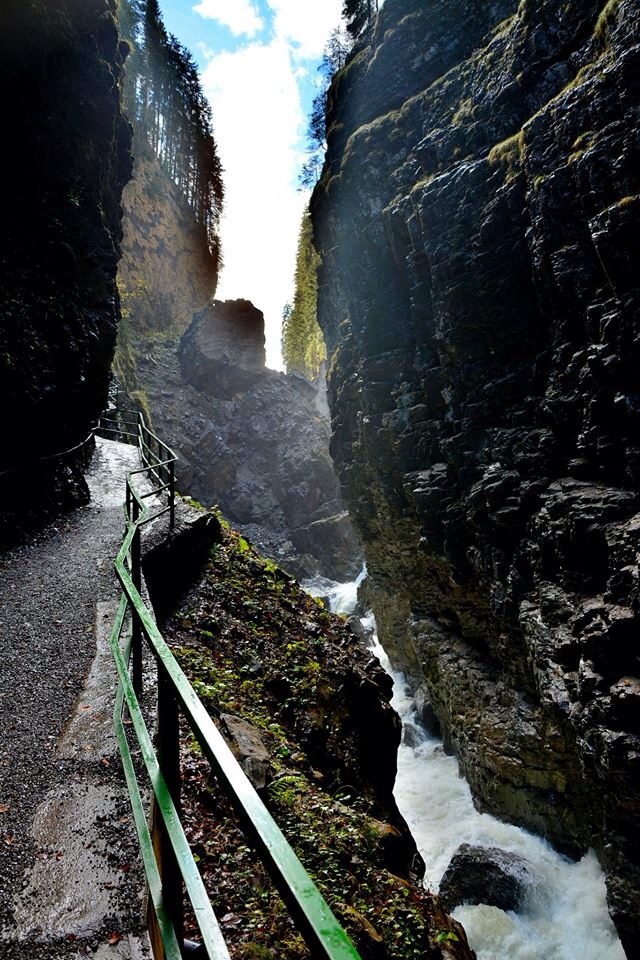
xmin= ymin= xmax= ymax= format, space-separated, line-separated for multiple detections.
xmin=0 ymin=438 xmax=151 ymax=959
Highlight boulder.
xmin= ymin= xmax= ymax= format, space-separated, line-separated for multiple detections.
xmin=132 ymin=305 xmax=363 ymax=580
xmin=439 ymin=844 xmax=531 ymax=913
xmin=220 ymin=714 xmax=270 ymax=790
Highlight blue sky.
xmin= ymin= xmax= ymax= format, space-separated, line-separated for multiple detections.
xmin=157 ymin=0 xmax=344 ymax=368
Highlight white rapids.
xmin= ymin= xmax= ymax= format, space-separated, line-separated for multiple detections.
xmin=302 ymin=571 xmax=626 ymax=960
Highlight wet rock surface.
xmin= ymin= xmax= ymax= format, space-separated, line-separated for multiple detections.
xmin=439 ymin=844 xmax=531 ymax=913
xmin=0 ymin=0 xmax=131 ymax=538
xmin=0 ymin=440 xmax=149 ymax=957
xmin=134 ymin=300 xmax=362 ymax=580
xmin=312 ymin=0 xmax=640 ymax=948
xmin=161 ymin=521 xmax=475 ymax=960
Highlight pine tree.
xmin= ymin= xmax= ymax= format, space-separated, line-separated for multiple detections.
xmin=118 ymin=0 xmax=223 ymax=265
xmin=342 ymin=0 xmax=378 ymax=40
xmin=282 ymin=211 xmax=326 ymax=380
xmin=298 ymin=25 xmax=352 ymax=191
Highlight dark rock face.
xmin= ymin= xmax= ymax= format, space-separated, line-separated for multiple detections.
xmin=312 ymin=0 xmax=640 ymax=948
xmin=0 ymin=0 xmax=131 ymax=538
xmin=439 ymin=844 xmax=531 ymax=914
xmin=137 ymin=300 xmax=362 ymax=580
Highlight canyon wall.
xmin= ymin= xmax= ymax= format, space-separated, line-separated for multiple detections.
xmin=312 ymin=0 xmax=640 ymax=949
xmin=0 ymin=0 xmax=131 ymax=537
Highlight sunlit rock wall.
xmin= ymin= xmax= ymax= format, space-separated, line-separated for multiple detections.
xmin=0 ymin=0 xmax=131 ymax=537
xmin=118 ymin=139 xmax=217 ymax=340
xmin=312 ymin=0 xmax=640 ymax=949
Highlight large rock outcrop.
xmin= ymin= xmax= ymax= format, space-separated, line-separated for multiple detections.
xmin=135 ymin=300 xmax=362 ymax=580
xmin=0 ymin=0 xmax=131 ymax=539
xmin=312 ymin=0 xmax=640 ymax=950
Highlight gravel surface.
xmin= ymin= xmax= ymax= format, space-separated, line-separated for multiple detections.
xmin=0 ymin=438 xmax=151 ymax=958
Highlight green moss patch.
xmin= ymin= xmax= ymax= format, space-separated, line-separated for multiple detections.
xmin=162 ymin=521 xmax=471 ymax=959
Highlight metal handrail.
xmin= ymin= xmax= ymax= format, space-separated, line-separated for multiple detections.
xmin=109 ymin=415 xmax=362 ymax=960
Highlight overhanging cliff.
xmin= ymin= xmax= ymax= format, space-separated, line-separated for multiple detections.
xmin=312 ymin=0 xmax=640 ymax=949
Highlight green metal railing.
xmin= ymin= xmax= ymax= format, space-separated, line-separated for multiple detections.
xmin=106 ymin=415 xmax=362 ymax=960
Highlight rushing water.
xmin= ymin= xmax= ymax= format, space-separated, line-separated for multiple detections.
xmin=302 ymin=572 xmax=626 ymax=960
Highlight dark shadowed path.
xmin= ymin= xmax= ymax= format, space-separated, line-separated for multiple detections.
xmin=0 ymin=438 xmax=151 ymax=959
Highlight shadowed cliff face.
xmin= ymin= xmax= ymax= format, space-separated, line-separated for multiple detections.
xmin=0 ymin=0 xmax=131 ymax=537
xmin=312 ymin=0 xmax=640 ymax=948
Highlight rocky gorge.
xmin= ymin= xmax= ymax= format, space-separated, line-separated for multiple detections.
xmin=123 ymin=297 xmax=361 ymax=580
xmin=312 ymin=0 xmax=640 ymax=951
xmin=118 ymin=140 xmax=361 ymax=580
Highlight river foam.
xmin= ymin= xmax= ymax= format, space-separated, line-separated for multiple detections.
xmin=303 ymin=574 xmax=626 ymax=960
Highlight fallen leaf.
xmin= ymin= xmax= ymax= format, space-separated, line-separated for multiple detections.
xmin=107 ymin=932 xmax=122 ymax=945
xmin=4 ymin=834 xmax=14 ymax=845
xmin=0 ymin=804 xmax=9 ymax=813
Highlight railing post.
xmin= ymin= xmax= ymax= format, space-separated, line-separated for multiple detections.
xmin=131 ymin=496 xmax=143 ymax=696
xmin=138 ymin=413 xmax=144 ymax=464
xmin=155 ymin=664 xmax=184 ymax=951
xmin=169 ymin=459 xmax=175 ymax=530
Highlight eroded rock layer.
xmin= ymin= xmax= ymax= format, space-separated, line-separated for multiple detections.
xmin=0 ymin=0 xmax=131 ymax=537
xmin=312 ymin=0 xmax=640 ymax=948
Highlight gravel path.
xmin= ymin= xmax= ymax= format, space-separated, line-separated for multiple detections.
xmin=0 ymin=438 xmax=151 ymax=958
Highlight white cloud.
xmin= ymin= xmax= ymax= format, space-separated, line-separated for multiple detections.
xmin=202 ymin=38 xmax=308 ymax=368
xmin=267 ymin=0 xmax=344 ymax=59
xmin=193 ymin=0 xmax=263 ymax=38
xmin=198 ymin=2 xmax=345 ymax=368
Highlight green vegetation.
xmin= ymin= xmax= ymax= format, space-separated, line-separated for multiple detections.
xmin=594 ymin=0 xmax=622 ymax=41
xmin=299 ymin=26 xmax=351 ymax=189
xmin=488 ymin=130 xmax=525 ymax=180
xmin=163 ymin=520 xmax=450 ymax=959
xmin=281 ymin=211 xmax=326 ymax=380
xmin=118 ymin=0 xmax=223 ymax=267
xmin=452 ymin=98 xmax=475 ymax=126
xmin=342 ymin=0 xmax=379 ymax=40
